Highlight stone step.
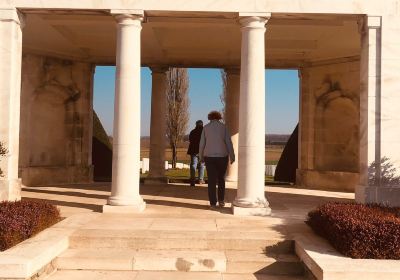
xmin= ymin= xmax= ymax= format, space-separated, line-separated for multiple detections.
xmin=69 ymin=229 xmax=293 ymax=253
xmin=226 ymin=250 xmax=304 ymax=275
xmin=45 ymin=270 xmax=308 ymax=280
xmin=56 ymin=248 xmax=226 ymax=272
xmin=56 ymin=248 xmax=303 ymax=275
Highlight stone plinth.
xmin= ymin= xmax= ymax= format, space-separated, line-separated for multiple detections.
xmin=232 ymin=205 xmax=271 ymax=216
xmin=297 ymin=169 xmax=358 ymax=192
xmin=102 ymin=203 xmax=146 ymax=213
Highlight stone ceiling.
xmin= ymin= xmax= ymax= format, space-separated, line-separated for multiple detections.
xmin=22 ymin=11 xmax=361 ymax=68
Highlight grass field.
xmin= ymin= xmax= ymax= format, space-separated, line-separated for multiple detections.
xmin=140 ymin=145 xmax=284 ymax=165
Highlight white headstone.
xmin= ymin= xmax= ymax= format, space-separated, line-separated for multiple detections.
xmin=265 ymin=165 xmax=277 ymax=176
xmin=142 ymin=158 xmax=149 ymax=173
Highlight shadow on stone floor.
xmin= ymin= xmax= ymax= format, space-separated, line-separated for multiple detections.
xmin=22 ymin=188 xmax=109 ymax=199
xmin=22 ymin=197 xmax=103 ymax=212
xmin=21 ymin=183 xmax=354 ymax=216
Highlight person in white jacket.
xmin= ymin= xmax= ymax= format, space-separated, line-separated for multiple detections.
xmin=199 ymin=111 xmax=235 ymax=209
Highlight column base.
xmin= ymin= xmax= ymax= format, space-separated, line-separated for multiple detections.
xmin=232 ymin=205 xmax=271 ymax=216
xmin=0 ymin=178 xmax=22 ymax=201
xmin=144 ymin=176 xmax=169 ymax=185
xmin=103 ymin=201 xmax=146 ymax=213
xmin=232 ymin=197 xmax=271 ymax=216
xmin=225 ymin=176 xmax=238 ymax=183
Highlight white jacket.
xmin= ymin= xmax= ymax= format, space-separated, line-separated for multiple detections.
xmin=199 ymin=120 xmax=235 ymax=161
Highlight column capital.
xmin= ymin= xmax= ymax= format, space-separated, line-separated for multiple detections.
xmin=110 ymin=10 xmax=144 ymax=25
xmin=238 ymin=13 xmax=271 ymax=28
xmin=0 ymin=8 xmax=25 ymax=27
xmin=150 ymin=66 xmax=169 ymax=74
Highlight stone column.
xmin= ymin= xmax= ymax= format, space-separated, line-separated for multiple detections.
xmin=232 ymin=14 xmax=271 ymax=216
xmin=224 ymin=68 xmax=240 ymax=182
xmin=147 ymin=67 xmax=168 ymax=184
xmin=356 ymin=16 xmax=383 ymax=204
xmin=0 ymin=9 xmax=24 ymax=201
xmin=104 ymin=13 xmax=145 ymax=212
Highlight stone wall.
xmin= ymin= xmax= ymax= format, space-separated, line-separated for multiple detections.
xmin=297 ymin=60 xmax=360 ymax=192
xmin=19 ymin=54 xmax=94 ymax=186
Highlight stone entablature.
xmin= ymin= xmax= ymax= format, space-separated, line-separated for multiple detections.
xmin=1 ymin=0 xmax=399 ymax=15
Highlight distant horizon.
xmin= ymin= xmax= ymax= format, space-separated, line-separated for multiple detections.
xmin=93 ymin=67 xmax=299 ymax=137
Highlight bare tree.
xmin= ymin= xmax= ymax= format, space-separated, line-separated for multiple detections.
xmin=219 ymin=69 xmax=227 ymax=119
xmin=166 ymin=68 xmax=190 ymax=168
xmin=0 ymin=142 xmax=7 ymax=177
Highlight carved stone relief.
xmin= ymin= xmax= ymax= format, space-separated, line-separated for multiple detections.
xmin=314 ymin=78 xmax=359 ymax=172
xmin=29 ymin=58 xmax=81 ymax=167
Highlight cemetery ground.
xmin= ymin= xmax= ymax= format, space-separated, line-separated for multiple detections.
xmin=140 ymin=145 xmax=284 ymax=165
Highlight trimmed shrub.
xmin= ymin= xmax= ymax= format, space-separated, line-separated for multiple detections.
xmin=0 ymin=200 xmax=61 ymax=251
xmin=306 ymin=202 xmax=400 ymax=259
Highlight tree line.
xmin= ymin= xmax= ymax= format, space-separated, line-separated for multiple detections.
xmin=166 ymin=68 xmax=227 ymax=168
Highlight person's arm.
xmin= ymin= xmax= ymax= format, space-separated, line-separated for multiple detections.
xmin=199 ymin=129 xmax=206 ymax=162
xmin=225 ymin=126 xmax=235 ymax=163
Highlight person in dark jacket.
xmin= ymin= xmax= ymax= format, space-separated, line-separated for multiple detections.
xmin=187 ymin=120 xmax=205 ymax=186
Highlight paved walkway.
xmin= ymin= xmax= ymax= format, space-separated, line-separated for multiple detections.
xmin=21 ymin=182 xmax=354 ymax=219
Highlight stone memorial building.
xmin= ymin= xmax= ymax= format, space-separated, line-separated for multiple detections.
xmin=1 ymin=0 xmax=400 ymax=214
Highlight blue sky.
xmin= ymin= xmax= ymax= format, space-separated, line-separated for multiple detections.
xmin=93 ymin=67 xmax=299 ymax=136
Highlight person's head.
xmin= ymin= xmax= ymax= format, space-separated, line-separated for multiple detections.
xmin=208 ymin=111 xmax=222 ymax=121
xmin=195 ymin=120 xmax=203 ymax=128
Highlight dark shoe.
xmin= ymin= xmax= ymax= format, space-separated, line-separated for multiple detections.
xmin=190 ymin=180 xmax=195 ymax=187
xmin=218 ymin=201 xmax=225 ymax=208
xmin=209 ymin=205 xmax=217 ymax=210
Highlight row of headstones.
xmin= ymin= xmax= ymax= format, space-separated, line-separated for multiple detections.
xmin=140 ymin=158 xmax=190 ymax=174
xmin=140 ymin=157 xmax=277 ymax=176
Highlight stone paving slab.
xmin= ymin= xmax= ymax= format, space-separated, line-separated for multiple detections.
xmin=81 ymin=216 xmax=155 ymax=230
xmin=46 ymin=270 xmax=138 ymax=280
xmin=148 ymin=218 xmax=218 ymax=231
xmin=68 ymin=225 xmax=288 ymax=252
xmin=56 ymin=248 xmax=226 ymax=272
xmin=225 ymin=250 xmax=303 ymax=275
xmin=222 ymin=274 xmax=308 ymax=280
xmin=134 ymin=249 xmax=226 ymax=272
xmin=56 ymin=248 xmax=135 ymax=270
xmin=295 ymin=232 xmax=400 ymax=280
xmin=45 ymin=270 xmax=308 ymax=280
xmin=135 ymin=271 xmax=222 ymax=280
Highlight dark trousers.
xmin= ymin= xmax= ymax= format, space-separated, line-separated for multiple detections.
xmin=204 ymin=156 xmax=228 ymax=205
